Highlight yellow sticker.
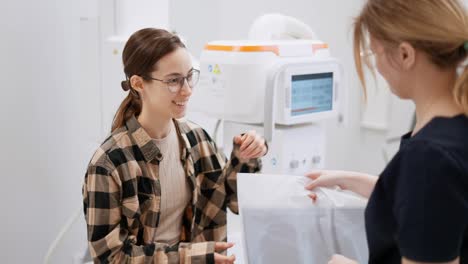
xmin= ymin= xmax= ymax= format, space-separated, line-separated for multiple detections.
xmin=213 ymin=64 xmax=221 ymax=74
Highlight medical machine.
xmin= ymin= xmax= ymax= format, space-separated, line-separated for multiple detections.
xmin=190 ymin=40 xmax=344 ymax=175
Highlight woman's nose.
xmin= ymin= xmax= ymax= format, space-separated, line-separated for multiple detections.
xmin=180 ymin=79 xmax=192 ymax=96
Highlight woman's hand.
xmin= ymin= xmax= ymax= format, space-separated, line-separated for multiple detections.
xmin=328 ymin=254 xmax=358 ymax=264
xmin=305 ymin=170 xmax=378 ymax=200
xmin=305 ymin=170 xmax=350 ymax=202
xmin=233 ymin=130 xmax=267 ymax=162
xmin=214 ymin=242 xmax=236 ymax=264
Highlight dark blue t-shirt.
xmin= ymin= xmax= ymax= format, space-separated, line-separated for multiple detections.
xmin=365 ymin=114 xmax=468 ymax=264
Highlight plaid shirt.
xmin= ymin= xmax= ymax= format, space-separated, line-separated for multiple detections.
xmin=83 ymin=116 xmax=261 ymax=263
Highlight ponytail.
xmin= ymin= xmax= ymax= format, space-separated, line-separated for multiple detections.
xmin=454 ymin=64 xmax=468 ymax=115
xmin=111 ymin=80 xmax=142 ymax=132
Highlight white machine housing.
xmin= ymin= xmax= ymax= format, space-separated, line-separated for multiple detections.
xmin=190 ymin=40 xmax=343 ymax=175
xmin=191 ymin=40 xmax=342 ymax=126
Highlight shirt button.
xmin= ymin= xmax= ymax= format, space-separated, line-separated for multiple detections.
xmin=156 ymin=153 xmax=163 ymax=161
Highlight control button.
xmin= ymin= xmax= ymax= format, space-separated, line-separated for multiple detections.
xmin=312 ymin=156 xmax=321 ymax=164
xmin=289 ymin=159 xmax=299 ymax=169
xmin=271 ymin=158 xmax=277 ymax=166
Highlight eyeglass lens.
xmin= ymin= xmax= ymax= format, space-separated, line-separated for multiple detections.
xmin=168 ymin=70 xmax=199 ymax=92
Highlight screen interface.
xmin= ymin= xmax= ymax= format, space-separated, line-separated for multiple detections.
xmin=291 ymin=72 xmax=333 ymax=116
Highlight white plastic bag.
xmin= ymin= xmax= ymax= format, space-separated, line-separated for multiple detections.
xmin=237 ymin=173 xmax=369 ymax=264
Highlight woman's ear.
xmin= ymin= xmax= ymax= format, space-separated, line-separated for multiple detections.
xmin=398 ymin=42 xmax=416 ymax=70
xmin=130 ymin=75 xmax=144 ymax=93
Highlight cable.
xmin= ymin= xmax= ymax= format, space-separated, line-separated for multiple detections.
xmin=212 ymin=119 xmax=222 ymax=146
xmin=43 ymin=206 xmax=83 ymax=264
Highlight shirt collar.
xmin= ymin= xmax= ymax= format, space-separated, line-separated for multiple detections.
xmin=400 ymin=131 xmax=412 ymax=149
xmin=173 ymin=119 xmax=192 ymax=162
xmin=125 ymin=116 xmax=192 ymax=163
xmin=125 ymin=116 xmax=163 ymax=162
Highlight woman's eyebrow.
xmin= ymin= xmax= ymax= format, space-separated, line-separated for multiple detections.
xmin=163 ymin=68 xmax=194 ymax=78
xmin=163 ymin=72 xmax=182 ymax=78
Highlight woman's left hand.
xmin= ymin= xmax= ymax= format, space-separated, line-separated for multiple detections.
xmin=233 ymin=130 xmax=267 ymax=161
xmin=328 ymin=254 xmax=358 ymax=264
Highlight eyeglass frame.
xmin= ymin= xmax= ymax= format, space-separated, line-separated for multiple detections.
xmin=360 ymin=48 xmax=378 ymax=68
xmin=143 ymin=68 xmax=200 ymax=93
xmin=360 ymin=49 xmax=376 ymax=59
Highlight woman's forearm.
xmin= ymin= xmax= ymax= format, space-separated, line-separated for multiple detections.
xmin=342 ymin=172 xmax=378 ymax=198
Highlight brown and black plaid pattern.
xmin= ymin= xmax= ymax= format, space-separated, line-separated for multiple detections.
xmin=83 ymin=116 xmax=261 ymax=263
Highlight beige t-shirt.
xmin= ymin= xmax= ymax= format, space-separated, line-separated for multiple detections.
xmin=152 ymin=121 xmax=191 ymax=246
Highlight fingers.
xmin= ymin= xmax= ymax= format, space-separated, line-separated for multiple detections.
xmin=214 ymin=242 xmax=236 ymax=264
xmin=308 ymin=193 xmax=318 ymax=203
xmin=214 ymin=242 xmax=234 ymax=252
xmin=328 ymin=254 xmax=339 ymax=264
xmin=242 ymin=136 xmax=264 ymax=158
xmin=239 ymin=131 xmax=255 ymax=152
xmin=241 ymin=136 xmax=259 ymax=156
xmin=305 ymin=178 xmax=321 ymax=190
xmin=305 ymin=170 xmax=323 ymax=180
xmin=328 ymin=254 xmax=356 ymax=264
xmin=305 ymin=170 xmax=330 ymax=190
xmin=214 ymin=253 xmax=236 ymax=264
xmin=235 ymin=131 xmax=267 ymax=159
xmin=233 ymin=135 xmax=242 ymax=145
xmin=248 ymin=144 xmax=265 ymax=159
xmin=306 ymin=172 xmax=322 ymax=201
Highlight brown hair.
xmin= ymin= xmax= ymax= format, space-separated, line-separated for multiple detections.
xmin=111 ymin=28 xmax=186 ymax=132
xmin=353 ymin=0 xmax=468 ymax=114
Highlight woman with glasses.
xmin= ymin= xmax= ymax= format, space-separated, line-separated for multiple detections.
xmin=82 ymin=28 xmax=267 ymax=264
xmin=306 ymin=0 xmax=468 ymax=264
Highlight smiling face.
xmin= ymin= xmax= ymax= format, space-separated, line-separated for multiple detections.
xmin=140 ymin=47 xmax=194 ymax=120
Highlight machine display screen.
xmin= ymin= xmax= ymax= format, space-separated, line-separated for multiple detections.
xmin=291 ymin=72 xmax=333 ymax=116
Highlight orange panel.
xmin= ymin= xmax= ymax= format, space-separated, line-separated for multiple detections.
xmin=204 ymin=44 xmax=280 ymax=55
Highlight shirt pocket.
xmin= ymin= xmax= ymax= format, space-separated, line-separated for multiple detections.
xmin=137 ymin=176 xmax=156 ymax=211
xmin=121 ymin=178 xmax=156 ymax=224
xmin=137 ymin=176 xmax=161 ymax=234
xmin=137 ymin=191 xmax=153 ymax=213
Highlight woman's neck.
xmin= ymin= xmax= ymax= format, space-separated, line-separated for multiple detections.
xmin=412 ymin=69 xmax=461 ymax=135
xmin=137 ymin=109 xmax=172 ymax=139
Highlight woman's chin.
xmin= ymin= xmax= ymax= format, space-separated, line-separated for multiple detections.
xmin=173 ymin=111 xmax=187 ymax=119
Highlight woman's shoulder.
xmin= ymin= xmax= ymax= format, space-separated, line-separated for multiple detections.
xmin=414 ymin=114 xmax=468 ymax=150
xmin=174 ymin=118 xmax=214 ymax=143
xmin=400 ymin=139 xmax=457 ymax=165
xmin=175 ymin=118 xmax=202 ymax=132
xmin=88 ymin=126 xmax=132 ymax=170
xmin=394 ymin=139 xmax=466 ymax=183
xmin=380 ymin=139 xmax=468 ymax=206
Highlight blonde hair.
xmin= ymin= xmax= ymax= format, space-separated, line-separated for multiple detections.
xmin=354 ymin=0 xmax=468 ymax=114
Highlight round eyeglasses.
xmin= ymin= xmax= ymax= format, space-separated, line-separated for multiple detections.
xmin=145 ymin=69 xmax=200 ymax=93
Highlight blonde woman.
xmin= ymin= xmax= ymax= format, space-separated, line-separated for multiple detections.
xmin=82 ymin=28 xmax=267 ymax=263
xmin=306 ymin=0 xmax=468 ymax=264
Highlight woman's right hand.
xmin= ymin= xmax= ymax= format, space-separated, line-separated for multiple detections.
xmin=214 ymin=242 xmax=236 ymax=264
xmin=327 ymin=254 xmax=358 ymax=264
xmin=305 ymin=170 xmax=351 ymax=202
xmin=305 ymin=170 xmax=378 ymax=200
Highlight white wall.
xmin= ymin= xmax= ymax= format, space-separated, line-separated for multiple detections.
xmin=0 ymin=0 xmax=95 ymax=263
xmin=170 ymin=0 xmax=415 ymax=175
